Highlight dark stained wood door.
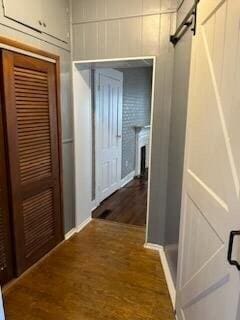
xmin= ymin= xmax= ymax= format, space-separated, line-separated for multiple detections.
xmin=0 ymin=93 xmax=13 ymax=285
xmin=1 ymin=50 xmax=63 ymax=274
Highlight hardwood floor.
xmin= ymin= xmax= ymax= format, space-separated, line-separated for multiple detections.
xmin=92 ymin=178 xmax=147 ymax=226
xmin=3 ymin=220 xmax=174 ymax=320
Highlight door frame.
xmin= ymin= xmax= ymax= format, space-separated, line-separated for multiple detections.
xmin=94 ymin=68 xmax=123 ymax=206
xmin=72 ymin=56 xmax=156 ymax=241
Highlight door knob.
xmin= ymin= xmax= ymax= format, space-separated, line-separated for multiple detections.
xmin=116 ymin=135 xmax=121 ymax=138
xmin=227 ymin=230 xmax=240 ymax=270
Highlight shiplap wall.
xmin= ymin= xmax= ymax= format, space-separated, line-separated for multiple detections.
xmin=72 ymin=0 xmax=177 ymax=244
xmin=72 ymin=1 xmax=177 ymax=60
xmin=72 ymin=0 xmax=176 ymax=22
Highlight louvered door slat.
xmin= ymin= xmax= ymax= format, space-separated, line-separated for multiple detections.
xmin=15 ymin=66 xmax=52 ymax=187
xmin=2 ymin=50 xmax=63 ymax=274
xmin=23 ymin=189 xmax=55 ymax=258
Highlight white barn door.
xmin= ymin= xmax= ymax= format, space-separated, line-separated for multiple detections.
xmin=95 ymin=69 xmax=123 ymax=203
xmin=177 ymin=1 xmax=240 ymax=319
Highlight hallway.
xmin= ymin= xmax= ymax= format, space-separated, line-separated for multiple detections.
xmin=92 ymin=178 xmax=147 ymax=227
xmin=3 ymin=220 xmax=174 ymax=320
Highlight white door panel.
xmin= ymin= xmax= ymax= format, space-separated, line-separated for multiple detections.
xmin=177 ymin=0 xmax=240 ymax=319
xmin=95 ymin=69 xmax=123 ymax=203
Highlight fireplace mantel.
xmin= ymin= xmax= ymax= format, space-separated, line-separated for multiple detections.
xmin=134 ymin=126 xmax=150 ymax=176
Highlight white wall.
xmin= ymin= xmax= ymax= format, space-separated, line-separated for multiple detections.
xmin=73 ymin=65 xmax=92 ymax=227
xmin=72 ymin=0 xmax=177 ymax=244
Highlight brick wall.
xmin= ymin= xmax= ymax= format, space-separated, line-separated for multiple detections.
xmin=119 ymin=67 xmax=152 ymax=178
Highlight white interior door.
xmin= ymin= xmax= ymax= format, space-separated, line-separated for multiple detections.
xmin=95 ymin=69 xmax=123 ymax=203
xmin=177 ymin=1 xmax=240 ymax=319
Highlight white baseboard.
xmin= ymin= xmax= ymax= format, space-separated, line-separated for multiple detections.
xmin=144 ymin=243 xmax=163 ymax=251
xmin=159 ymin=248 xmax=176 ymax=309
xmin=65 ymin=228 xmax=77 ymax=240
xmin=144 ymin=242 xmax=176 ymax=309
xmin=120 ymin=171 xmax=135 ymax=188
xmin=76 ymin=217 xmax=92 ymax=233
xmin=65 ymin=217 xmax=92 ymax=240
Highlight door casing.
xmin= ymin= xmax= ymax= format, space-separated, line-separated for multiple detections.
xmin=72 ymin=56 xmax=156 ymax=243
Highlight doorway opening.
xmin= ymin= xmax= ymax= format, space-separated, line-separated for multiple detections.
xmin=73 ymin=57 xmax=156 ymax=238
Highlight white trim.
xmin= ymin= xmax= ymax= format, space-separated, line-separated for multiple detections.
xmin=76 ymin=217 xmax=92 ymax=233
xmin=144 ymin=243 xmax=163 ymax=251
xmin=144 ymin=242 xmax=176 ymax=309
xmin=120 ymin=171 xmax=135 ymax=188
xmin=65 ymin=228 xmax=77 ymax=240
xmin=159 ymin=248 xmax=176 ymax=309
xmin=73 ymin=56 xmax=156 ymax=65
xmin=145 ymin=56 xmax=156 ymax=244
xmin=64 ymin=217 xmax=92 ymax=240
xmin=72 ymin=56 xmax=157 ymax=244
xmin=135 ymin=127 xmax=151 ymax=176
xmin=72 ymin=9 xmax=177 ymax=25
xmin=0 ymin=43 xmax=56 ymax=63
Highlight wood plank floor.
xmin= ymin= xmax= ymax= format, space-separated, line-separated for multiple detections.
xmin=3 ymin=220 xmax=174 ymax=320
xmin=92 ymin=178 xmax=147 ymax=226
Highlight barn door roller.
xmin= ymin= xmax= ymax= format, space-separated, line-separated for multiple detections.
xmin=170 ymin=0 xmax=200 ymax=46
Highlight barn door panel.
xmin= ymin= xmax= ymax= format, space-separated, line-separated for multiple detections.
xmin=176 ymin=1 xmax=240 ymax=319
xmin=1 ymin=50 xmax=63 ymax=274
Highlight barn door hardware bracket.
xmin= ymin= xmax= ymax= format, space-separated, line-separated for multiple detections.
xmin=228 ymin=230 xmax=240 ymax=271
xmin=170 ymin=0 xmax=200 ymax=46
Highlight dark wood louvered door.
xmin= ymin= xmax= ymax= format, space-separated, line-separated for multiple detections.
xmin=0 ymin=94 xmax=13 ymax=285
xmin=1 ymin=50 xmax=63 ymax=274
